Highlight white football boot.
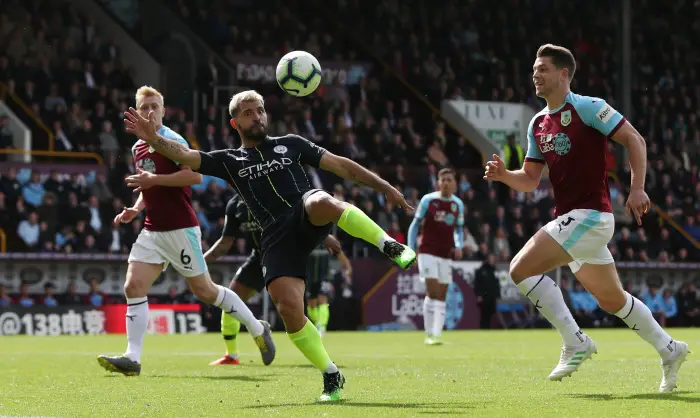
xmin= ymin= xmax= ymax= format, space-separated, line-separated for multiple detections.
xmin=659 ymin=340 xmax=690 ymax=393
xmin=548 ymin=336 xmax=597 ymax=381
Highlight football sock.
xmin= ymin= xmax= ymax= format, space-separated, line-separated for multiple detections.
xmin=433 ymin=299 xmax=446 ymax=338
xmin=288 ymin=319 xmax=338 ymax=374
xmin=517 ymin=275 xmax=585 ymax=347
xmin=307 ymin=305 xmax=319 ymax=324
xmin=614 ymin=291 xmax=675 ymax=357
xmin=423 ymin=297 xmax=435 ymax=336
xmin=337 ymin=205 xmax=390 ymax=249
xmin=124 ymin=296 xmax=149 ymax=363
xmin=221 ymin=312 xmax=240 ymax=357
xmin=214 ymin=285 xmax=264 ymax=337
xmin=317 ymin=303 xmax=330 ymax=329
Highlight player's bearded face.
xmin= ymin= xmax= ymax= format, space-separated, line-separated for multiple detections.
xmin=532 ymin=57 xmax=562 ymax=98
xmin=236 ymin=102 xmax=268 ymax=142
xmin=438 ymin=175 xmax=455 ymax=194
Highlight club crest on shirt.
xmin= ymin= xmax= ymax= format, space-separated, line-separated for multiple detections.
xmin=553 ymin=133 xmax=572 ymax=156
xmin=139 ymin=158 xmax=156 ymax=174
xmin=273 ymin=145 xmax=288 ymax=154
xmin=451 ymin=203 xmax=457 ymax=212
xmin=561 ymin=110 xmax=572 ymax=127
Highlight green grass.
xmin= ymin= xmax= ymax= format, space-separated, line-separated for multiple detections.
xmin=1 ymin=329 xmax=699 ymax=417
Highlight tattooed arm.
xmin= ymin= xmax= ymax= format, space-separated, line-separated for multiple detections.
xmin=124 ymin=107 xmax=202 ymax=170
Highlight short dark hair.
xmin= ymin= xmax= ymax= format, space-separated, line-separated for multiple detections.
xmin=537 ymin=44 xmax=576 ymax=81
xmin=438 ymin=168 xmax=455 ymax=178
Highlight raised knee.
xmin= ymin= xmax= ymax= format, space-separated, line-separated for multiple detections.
xmin=306 ymin=193 xmax=345 ymax=224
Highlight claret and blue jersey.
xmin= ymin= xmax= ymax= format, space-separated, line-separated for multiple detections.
xmin=408 ymin=191 xmax=465 ymax=259
xmin=525 ymin=92 xmax=626 ymax=216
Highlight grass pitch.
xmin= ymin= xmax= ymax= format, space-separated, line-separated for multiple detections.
xmin=1 ymin=329 xmax=699 ymax=417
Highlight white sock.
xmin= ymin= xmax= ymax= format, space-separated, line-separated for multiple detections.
xmin=124 ymin=296 xmax=149 ymax=363
xmin=324 ymin=363 xmax=339 ymax=374
xmin=423 ymin=297 xmax=435 ymax=336
xmin=214 ymin=285 xmax=264 ymax=337
xmin=614 ymin=291 xmax=675 ymax=357
xmin=433 ymin=300 xmax=446 ymax=337
xmin=517 ymin=275 xmax=585 ymax=347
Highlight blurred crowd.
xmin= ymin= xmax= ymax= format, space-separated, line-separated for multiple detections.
xmin=0 ymin=0 xmax=698 ymax=269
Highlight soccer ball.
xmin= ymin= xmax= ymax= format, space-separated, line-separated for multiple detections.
xmin=275 ymin=51 xmax=323 ymax=97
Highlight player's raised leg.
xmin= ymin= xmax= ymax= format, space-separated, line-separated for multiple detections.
xmin=576 ymin=263 xmax=689 ymax=392
xmin=97 ymin=260 xmax=162 ymax=376
xmin=305 ymin=191 xmax=415 ymax=269
xmin=210 ymin=280 xmax=256 ymax=366
xmin=510 ymin=230 xmax=596 ymax=380
xmin=268 ymin=276 xmax=344 ymax=402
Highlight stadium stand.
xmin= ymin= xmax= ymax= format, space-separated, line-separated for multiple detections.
xmin=0 ymin=0 xmax=698 ymax=322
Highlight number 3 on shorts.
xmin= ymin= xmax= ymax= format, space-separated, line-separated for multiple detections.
xmin=180 ymin=249 xmax=191 ymax=266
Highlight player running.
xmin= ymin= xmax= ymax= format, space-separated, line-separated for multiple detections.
xmin=407 ymin=168 xmax=464 ymax=345
xmin=206 ymin=193 xmax=345 ymax=364
xmin=123 ymin=89 xmax=416 ymax=401
xmin=484 ymin=44 xmax=689 ymax=392
xmin=306 ymin=238 xmax=353 ymax=338
xmin=98 ymin=86 xmax=275 ymax=376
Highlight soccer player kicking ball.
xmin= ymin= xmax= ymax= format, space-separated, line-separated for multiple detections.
xmin=123 ymin=90 xmax=416 ymax=402
xmin=206 ymin=193 xmax=344 ymax=364
xmin=484 ymin=44 xmax=689 ymax=392
xmin=407 ymin=168 xmax=464 ymax=345
xmin=97 ymin=87 xmax=275 ymax=376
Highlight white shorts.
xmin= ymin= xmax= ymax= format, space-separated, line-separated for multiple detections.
xmin=417 ymin=253 xmax=453 ymax=284
xmin=543 ymin=209 xmax=615 ymax=274
xmin=128 ymin=227 xmax=207 ymax=278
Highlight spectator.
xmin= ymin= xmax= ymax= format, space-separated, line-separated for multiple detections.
xmin=643 ymin=286 xmax=666 ymax=326
xmin=17 ymin=282 xmax=34 ymax=308
xmin=61 ymin=281 xmax=83 ymax=305
xmin=0 ymin=283 xmax=11 ymax=307
xmin=676 ymin=281 xmax=700 ymax=327
xmin=570 ymin=282 xmax=604 ymax=327
xmin=473 ymin=253 xmax=500 ymax=329
xmin=22 ymin=171 xmax=45 ymax=209
xmin=86 ymin=278 xmax=107 ymax=308
xmin=661 ymin=289 xmax=678 ymax=327
xmin=41 ymin=283 xmax=59 ymax=307
xmin=17 ymin=211 xmax=40 ymax=249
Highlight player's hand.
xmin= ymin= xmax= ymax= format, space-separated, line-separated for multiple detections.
xmin=483 ymin=154 xmax=506 ymax=181
xmin=124 ymin=107 xmax=157 ymax=141
xmin=384 ymin=185 xmax=414 ymax=213
xmin=625 ymin=187 xmax=650 ymax=226
xmin=113 ymin=207 xmax=140 ymax=226
xmin=453 ymin=247 xmax=463 ymax=260
xmin=323 ymin=235 xmax=342 ymax=254
xmin=125 ymin=169 xmax=157 ymax=193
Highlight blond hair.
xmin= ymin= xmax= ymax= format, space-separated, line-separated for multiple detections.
xmin=228 ymin=90 xmax=264 ymax=117
xmin=135 ymin=85 xmax=164 ymax=107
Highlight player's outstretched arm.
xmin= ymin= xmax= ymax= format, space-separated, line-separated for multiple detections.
xmin=126 ymin=166 xmax=202 ymax=192
xmin=204 ymin=236 xmax=233 ymax=262
xmin=319 ymin=152 xmax=414 ymax=211
xmin=124 ymin=108 xmax=202 ymax=170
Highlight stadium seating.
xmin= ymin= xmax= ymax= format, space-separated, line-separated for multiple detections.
xmin=1 ymin=0 xmax=698 ymax=312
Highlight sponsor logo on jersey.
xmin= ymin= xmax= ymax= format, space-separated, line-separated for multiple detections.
xmin=238 ymin=157 xmax=293 ymax=179
xmin=451 ymin=203 xmax=457 ymax=212
xmin=561 ymin=110 xmax=572 ymax=127
xmin=553 ymin=133 xmax=572 ymax=156
xmin=539 ymin=133 xmax=554 ymax=153
xmin=273 ymin=145 xmax=288 ymax=154
xmin=596 ymin=104 xmax=616 ymax=124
